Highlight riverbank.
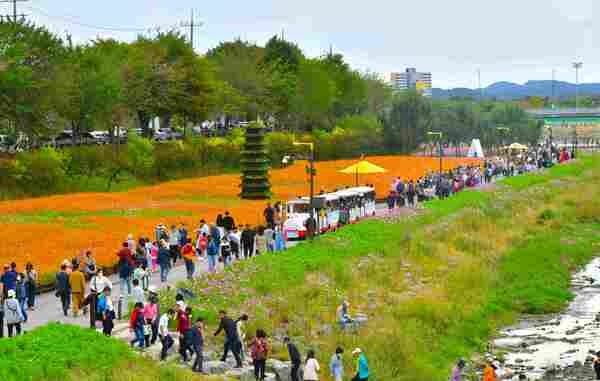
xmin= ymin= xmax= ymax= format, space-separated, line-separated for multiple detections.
xmin=162 ymin=155 xmax=600 ymax=380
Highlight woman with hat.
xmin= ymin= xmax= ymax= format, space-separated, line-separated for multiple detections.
xmin=351 ymin=348 xmax=369 ymax=381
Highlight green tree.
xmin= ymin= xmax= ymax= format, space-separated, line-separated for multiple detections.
xmin=0 ymin=20 xmax=64 ymax=142
xmin=384 ymin=91 xmax=432 ymax=152
xmin=292 ymin=58 xmax=336 ymax=131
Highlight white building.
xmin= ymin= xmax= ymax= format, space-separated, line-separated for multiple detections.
xmin=390 ymin=68 xmax=432 ymax=97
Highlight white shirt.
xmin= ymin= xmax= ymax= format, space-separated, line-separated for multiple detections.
xmin=158 ymin=314 xmax=170 ymax=336
xmin=200 ymin=224 xmax=210 ymax=236
xmin=131 ymin=286 xmax=145 ymax=304
xmin=304 ymin=358 xmax=320 ymax=380
xmin=90 ymin=275 xmax=112 ymax=293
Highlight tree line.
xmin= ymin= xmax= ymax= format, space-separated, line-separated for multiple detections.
xmin=0 ymin=20 xmax=542 ymax=199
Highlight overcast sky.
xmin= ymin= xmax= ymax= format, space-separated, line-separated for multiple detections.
xmin=14 ymin=0 xmax=598 ymax=88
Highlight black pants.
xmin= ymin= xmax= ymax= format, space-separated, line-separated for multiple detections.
xmin=160 ymin=335 xmax=174 ymax=360
xmin=290 ymin=362 xmax=300 ymax=381
xmin=103 ymin=315 xmax=114 ymax=336
xmin=179 ymin=336 xmax=189 ymax=361
xmin=170 ymin=245 xmax=180 ymax=265
xmin=254 ymin=359 xmax=266 ymax=380
xmin=221 ymin=338 xmax=242 ymax=367
xmin=60 ymin=291 xmax=70 ymax=316
xmin=7 ymin=323 xmax=21 ymax=337
xmin=243 ymin=243 xmax=254 ymax=258
xmin=192 ymin=345 xmax=203 ymax=372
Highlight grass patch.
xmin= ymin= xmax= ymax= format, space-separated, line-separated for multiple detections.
xmin=170 ymin=156 xmax=600 ymax=381
xmin=0 ymin=208 xmax=192 ymax=226
xmin=0 ymin=323 xmax=218 ymax=381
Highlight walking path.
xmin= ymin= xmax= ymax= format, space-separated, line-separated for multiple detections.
xmin=24 ymin=203 xmax=405 ymax=332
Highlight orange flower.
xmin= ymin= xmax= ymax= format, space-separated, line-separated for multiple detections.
xmin=0 ymin=155 xmax=480 ymax=277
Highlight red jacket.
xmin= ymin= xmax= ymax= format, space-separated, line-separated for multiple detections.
xmin=118 ymin=247 xmax=134 ymax=267
xmin=176 ymin=311 xmax=190 ymax=334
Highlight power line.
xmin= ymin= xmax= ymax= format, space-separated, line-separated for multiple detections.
xmin=25 ymin=4 xmax=181 ymax=33
xmin=0 ymin=0 xmax=28 ymax=23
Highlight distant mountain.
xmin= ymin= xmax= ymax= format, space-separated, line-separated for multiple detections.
xmin=432 ymin=80 xmax=600 ymax=100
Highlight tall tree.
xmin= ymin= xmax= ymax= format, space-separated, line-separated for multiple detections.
xmin=0 ymin=20 xmax=64 ymax=142
xmin=384 ymin=91 xmax=432 ymax=152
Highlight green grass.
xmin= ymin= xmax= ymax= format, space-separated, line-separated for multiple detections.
xmin=0 ymin=324 xmax=218 ymax=381
xmin=0 ymin=208 xmax=193 ymax=227
xmin=171 ymin=155 xmax=600 ymax=381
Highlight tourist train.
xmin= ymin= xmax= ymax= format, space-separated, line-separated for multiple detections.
xmin=283 ymin=186 xmax=376 ymax=240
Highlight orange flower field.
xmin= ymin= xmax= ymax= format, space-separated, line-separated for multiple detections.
xmin=0 ymin=155 xmax=480 ymax=278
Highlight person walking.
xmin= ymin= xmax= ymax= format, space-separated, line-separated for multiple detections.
xmin=176 ymin=304 xmax=191 ymax=362
xmin=330 ymin=347 xmax=344 ymax=381
xmin=97 ymin=286 xmax=115 ymax=336
xmin=483 ymin=360 xmax=497 ymax=381
xmin=25 ymin=263 xmax=37 ymax=310
xmin=222 ymin=211 xmax=236 ymax=233
xmin=264 ymin=203 xmax=275 ymax=229
xmin=190 ymin=317 xmax=205 ymax=373
xmin=250 ymin=329 xmax=269 ymax=380
xmin=4 ymin=289 xmax=24 ymax=337
xmin=69 ymin=265 xmax=86 ymax=317
xmin=214 ymin=310 xmax=243 ymax=368
xmin=158 ymin=309 xmax=176 ymax=361
xmin=169 ymin=224 xmax=181 ymax=265
xmin=303 ymin=349 xmax=320 ymax=381
xmin=351 ymin=348 xmax=369 ymax=381
xmin=158 ymin=240 xmax=171 ymax=283
xmin=206 ymin=235 xmax=219 ymax=274
xmin=131 ymin=279 xmax=145 ymax=305
xmin=407 ymin=180 xmax=416 ymax=208
xmin=15 ymin=273 xmax=27 ymax=323
xmin=236 ymin=314 xmax=249 ymax=361
xmin=143 ymin=294 xmax=159 ymax=345
xmin=182 ymin=238 xmax=196 ymax=280
xmin=55 ymin=264 xmax=71 ymax=316
xmin=241 ymin=225 xmax=256 ymax=258
xmin=117 ymin=242 xmax=133 ymax=296
xmin=284 ymin=337 xmax=302 ymax=381
xmin=1 ymin=263 xmax=18 ymax=299
xmin=451 ymin=358 xmax=466 ymax=381
xmin=129 ymin=302 xmax=145 ymax=349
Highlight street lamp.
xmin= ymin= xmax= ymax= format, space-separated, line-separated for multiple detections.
xmin=427 ymin=131 xmax=443 ymax=185
xmin=573 ymin=62 xmax=583 ymax=114
xmin=293 ymin=141 xmax=316 ymax=239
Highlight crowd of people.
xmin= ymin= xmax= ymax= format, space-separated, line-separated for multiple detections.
xmin=0 ymin=145 xmax=581 ymax=380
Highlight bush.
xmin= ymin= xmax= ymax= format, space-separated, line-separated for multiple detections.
xmin=13 ymin=147 xmax=68 ymax=196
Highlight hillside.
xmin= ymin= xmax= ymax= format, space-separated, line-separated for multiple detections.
xmin=433 ymin=80 xmax=600 ymax=100
xmin=171 ymin=156 xmax=600 ymax=380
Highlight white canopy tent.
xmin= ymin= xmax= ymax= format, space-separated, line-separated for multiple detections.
xmin=467 ymin=139 xmax=485 ymax=159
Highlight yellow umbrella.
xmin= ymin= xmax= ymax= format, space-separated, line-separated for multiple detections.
xmin=340 ymin=160 xmax=388 ymax=186
xmin=508 ymin=143 xmax=528 ymax=150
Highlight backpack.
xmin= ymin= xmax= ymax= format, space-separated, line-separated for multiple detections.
xmin=252 ymin=338 xmax=267 ymax=360
xmin=396 ymin=181 xmax=405 ymax=193
xmin=97 ymin=294 xmax=107 ymax=314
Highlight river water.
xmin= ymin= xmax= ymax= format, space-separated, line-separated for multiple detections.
xmin=493 ymin=257 xmax=600 ymax=380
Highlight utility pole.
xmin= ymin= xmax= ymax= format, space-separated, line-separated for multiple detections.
xmin=573 ymin=62 xmax=583 ymax=114
xmin=181 ymin=9 xmax=203 ymax=50
xmin=477 ymin=69 xmax=483 ymax=102
xmin=0 ymin=0 xmax=27 ymax=23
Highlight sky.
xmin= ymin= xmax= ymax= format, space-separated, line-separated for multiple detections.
xmin=12 ymin=0 xmax=598 ymax=89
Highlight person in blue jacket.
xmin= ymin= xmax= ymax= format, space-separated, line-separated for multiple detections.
xmin=351 ymin=348 xmax=369 ymax=381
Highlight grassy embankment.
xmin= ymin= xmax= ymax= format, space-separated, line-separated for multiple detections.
xmin=0 ymin=323 xmax=223 ymax=381
xmin=167 ymin=155 xmax=600 ymax=381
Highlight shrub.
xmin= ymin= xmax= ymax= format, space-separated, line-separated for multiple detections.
xmin=13 ymin=147 xmax=69 ymax=196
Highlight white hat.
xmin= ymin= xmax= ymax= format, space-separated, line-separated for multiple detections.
xmin=148 ymin=286 xmax=158 ymax=294
xmin=352 ymin=348 xmax=362 ymax=355
xmin=176 ymin=300 xmax=185 ymax=308
xmin=7 ymin=289 xmax=16 ymax=298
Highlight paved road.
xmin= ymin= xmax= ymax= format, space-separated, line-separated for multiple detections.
xmin=20 ymin=203 xmax=407 ymax=333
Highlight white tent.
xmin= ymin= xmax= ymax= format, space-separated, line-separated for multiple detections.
xmin=467 ymin=139 xmax=485 ymax=159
